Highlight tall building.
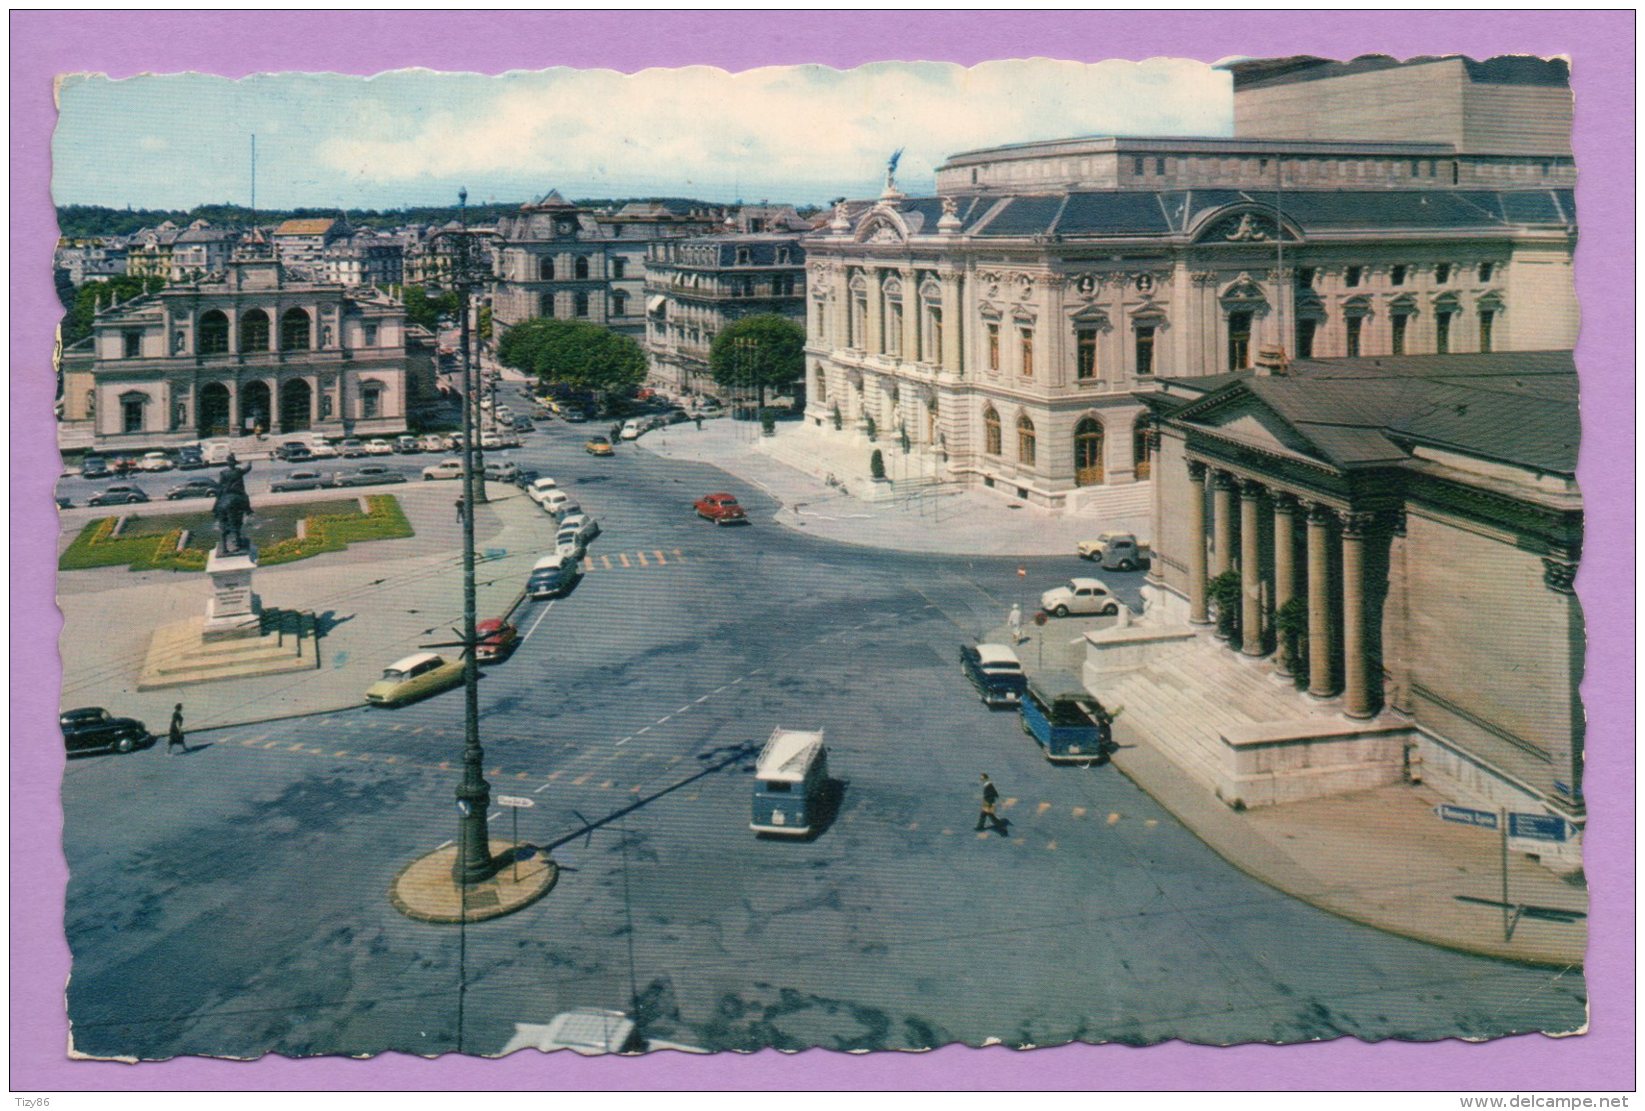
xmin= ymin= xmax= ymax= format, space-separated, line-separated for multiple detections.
xmin=169 ymin=221 xmax=239 ymax=282
xmin=58 ymin=255 xmax=429 ymax=450
xmin=272 ymin=217 xmax=348 ymax=279
xmin=319 ymin=230 xmax=405 ymax=289
xmin=800 ymin=55 xmax=1576 ymax=511
xmin=643 ymin=232 xmax=807 ymax=398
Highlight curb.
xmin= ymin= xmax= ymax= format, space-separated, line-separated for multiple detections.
xmin=189 ymin=700 xmax=370 ymax=735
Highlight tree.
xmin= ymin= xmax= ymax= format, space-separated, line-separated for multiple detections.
xmin=399 ymin=284 xmax=458 ymax=332
xmin=59 ymin=274 xmax=165 ymax=347
xmin=497 ymin=319 xmax=646 ymax=403
xmin=708 ymin=314 xmax=805 ymax=415
xmin=869 ymin=449 xmax=886 ymax=480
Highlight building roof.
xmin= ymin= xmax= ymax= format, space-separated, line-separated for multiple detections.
xmin=1222 ymin=54 xmax=1571 ymax=92
xmin=275 ymin=218 xmax=338 ymax=237
xmin=1164 ymin=350 xmax=1579 ymax=476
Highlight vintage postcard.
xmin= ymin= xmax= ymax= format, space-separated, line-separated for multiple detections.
xmin=22 ymin=12 xmax=1630 ymax=1091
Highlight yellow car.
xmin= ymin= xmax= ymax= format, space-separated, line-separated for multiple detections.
xmin=585 ymin=436 xmax=614 ymax=457
xmin=366 ymin=651 xmax=466 ymax=707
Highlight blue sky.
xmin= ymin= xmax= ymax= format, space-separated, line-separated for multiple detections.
xmin=54 ymin=59 xmax=1231 ymax=211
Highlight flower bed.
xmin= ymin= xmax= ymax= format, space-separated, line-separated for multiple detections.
xmin=59 ymin=495 xmax=414 ymax=572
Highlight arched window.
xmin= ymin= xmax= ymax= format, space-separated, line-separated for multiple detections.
xmin=574 ymin=291 xmax=590 ymax=318
xmin=1132 ymin=417 xmax=1152 ymax=480
xmin=239 ymin=309 xmax=270 ymax=352
xmin=198 ymin=310 xmax=229 ymax=355
xmin=540 ymin=291 xmax=556 ymax=318
xmin=119 ymin=391 xmax=148 ymax=434
xmin=574 ymin=256 xmax=590 ymax=280
xmin=280 ymin=308 xmax=311 ymax=351
xmin=538 ymin=256 xmax=555 ymax=281
xmin=1075 ymin=417 xmax=1104 ymax=486
xmin=1016 ymin=413 xmax=1036 ymax=467
xmin=360 ymin=380 xmax=385 ymax=420
xmin=983 ymin=406 xmax=1002 ymax=456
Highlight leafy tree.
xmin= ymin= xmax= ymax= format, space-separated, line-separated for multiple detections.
xmin=59 ymin=274 xmax=165 ymax=347
xmin=497 ymin=318 xmax=646 ymax=402
xmin=707 ymin=314 xmax=805 ymax=414
xmin=399 ymin=284 xmax=458 ymax=332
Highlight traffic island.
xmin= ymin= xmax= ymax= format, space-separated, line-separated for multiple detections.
xmin=390 ymin=839 xmax=558 ymax=924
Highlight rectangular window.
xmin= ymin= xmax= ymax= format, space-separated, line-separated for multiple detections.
xmin=1391 ymin=313 xmax=1408 ymax=355
xmin=1479 ymin=310 xmax=1495 ymax=353
xmin=1019 ymin=328 xmax=1034 ymax=377
xmin=1478 ymin=262 xmax=1494 ymax=282
xmin=1436 ymin=311 xmax=1452 ymax=353
xmin=1435 ymin=263 xmax=1451 ymax=284
xmin=886 ymin=303 xmax=902 ymax=357
xmin=986 ymin=323 xmax=1000 ymax=371
xmin=1227 ymin=311 xmax=1252 ymax=370
xmin=611 ymin=258 xmax=626 ymax=279
xmin=1154 ymin=157 xmax=1166 ymax=174
xmin=1390 ymin=265 xmax=1407 ymax=286
xmin=1135 ymin=325 xmax=1156 ymax=376
xmin=1296 ymin=318 xmax=1316 ymax=359
xmin=1296 ymin=267 xmax=1315 ymax=288
xmin=1133 ymin=157 xmax=1145 ymax=175
xmin=123 ymin=331 xmax=141 ymax=358
xmin=363 ymin=323 xmax=379 ymax=347
xmin=1345 ymin=266 xmax=1362 ymax=288
xmin=1346 ymin=316 xmax=1363 ymax=358
xmin=123 ymin=397 xmax=144 ymax=434
xmin=1076 ymin=328 xmax=1098 ymax=379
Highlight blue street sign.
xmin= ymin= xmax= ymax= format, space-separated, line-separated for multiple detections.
xmin=1436 ymin=804 xmax=1498 ymax=829
xmin=1508 ymin=813 xmax=1568 ymax=843
xmin=457 ymin=800 xmax=472 ymax=817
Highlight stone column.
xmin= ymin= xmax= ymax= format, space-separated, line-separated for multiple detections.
xmin=1212 ymin=470 xmax=1235 ymax=578
xmin=1271 ymin=493 xmax=1298 ymax=674
xmin=940 ymin=270 xmax=963 ymax=374
xmin=1146 ymin=427 xmax=1166 ymax=587
xmin=1306 ymin=502 xmax=1335 ymax=698
xmin=900 ymin=267 xmax=919 ymax=361
xmin=1240 ymin=479 xmax=1265 ymax=656
xmin=1187 ymin=460 xmax=1210 ymax=625
xmin=866 ymin=269 xmax=884 ymax=355
xmin=1340 ymin=510 xmax=1377 ymax=719
xmin=834 ymin=267 xmax=851 ymax=350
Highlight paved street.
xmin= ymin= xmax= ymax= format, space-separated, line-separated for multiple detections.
xmin=60 ymin=386 xmax=1587 ymax=1058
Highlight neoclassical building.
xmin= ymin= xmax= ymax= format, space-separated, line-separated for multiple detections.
xmin=1122 ymin=348 xmax=1583 ymax=864
xmin=59 ymin=255 xmax=429 ymax=450
xmin=643 ymin=232 xmax=807 ymax=398
xmin=800 ymin=56 xmax=1576 ymax=511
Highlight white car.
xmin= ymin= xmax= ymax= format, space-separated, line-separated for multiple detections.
xmin=556 ymin=513 xmax=600 ymax=548
xmin=480 ymin=432 xmax=504 ymax=450
xmin=619 ymin=420 xmax=642 ymax=441
xmin=137 ymin=451 xmax=175 ymax=472
xmin=365 ymin=438 xmax=395 ymax=456
xmin=496 ymin=1009 xmax=705 ymax=1057
xmin=308 ymin=440 xmax=339 ymax=459
xmin=525 ymin=477 xmax=560 ymax=505
xmin=422 ymin=458 xmax=465 ymax=481
xmin=1040 ymin=577 xmax=1121 ymax=618
xmin=419 ymin=434 xmax=447 ymax=452
xmin=539 ymin=489 xmax=574 ymax=516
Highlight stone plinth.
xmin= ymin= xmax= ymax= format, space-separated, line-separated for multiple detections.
xmin=203 ymin=546 xmax=262 ymax=641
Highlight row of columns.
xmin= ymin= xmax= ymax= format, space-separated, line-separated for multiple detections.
xmin=828 ymin=265 xmax=964 ymax=375
xmin=1185 ymin=460 xmax=1381 ymax=720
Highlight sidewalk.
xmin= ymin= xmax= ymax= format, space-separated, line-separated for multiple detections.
xmin=57 ymin=483 xmax=556 ymax=733
xmin=639 ymin=418 xmax=1149 ymax=558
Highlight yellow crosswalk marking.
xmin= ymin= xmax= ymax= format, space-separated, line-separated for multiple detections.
xmin=601 ymin=555 xmax=612 ymax=570
xmin=1002 ymin=797 xmax=1018 ymax=809
xmin=654 ymin=550 xmax=667 ymax=565
xmin=1036 ymin=801 xmax=1051 ymax=815
xmin=1072 ymin=807 xmax=1087 ymax=819
xmin=619 ymin=553 xmax=631 ymax=568
xmin=941 ymin=828 xmax=953 ymax=836
xmin=1046 ymin=840 xmax=1058 ymax=851
xmin=599 ymin=779 xmax=613 ymax=789
xmin=515 ymin=771 xmax=530 ymax=779
xmin=1145 ymin=818 xmax=1159 ymax=828
xmin=547 ymin=770 xmax=563 ymax=781
xmin=636 ymin=551 xmax=649 ymax=566
xmin=582 ymin=557 xmax=594 ymax=573
xmin=673 ymin=548 xmax=683 ymax=558
xmin=573 ymin=773 xmax=591 ymax=786
xmin=1107 ymin=812 xmax=1121 ymax=825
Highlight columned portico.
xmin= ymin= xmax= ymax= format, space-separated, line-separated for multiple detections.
xmin=1340 ymin=511 xmax=1377 ymax=719
xmin=1239 ymin=480 xmax=1265 ymax=656
xmin=1271 ymin=494 xmax=1299 ymax=675
xmin=1212 ymin=470 xmax=1236 ymax=578
xmin=1305 ymin=502 xmax=1335 ymax=699
xmin=1186 ymin=460 xmax=1210 ymax=624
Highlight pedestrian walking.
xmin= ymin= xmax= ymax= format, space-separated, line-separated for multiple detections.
xmin=455 ymin=496 xmax=465 ymax=524
xmin=1008 ymin=603 xmax=1023 ymax=644
xmin=166 ymin=703 xmax=186 ymax=755
xmin=975 ymin=773 xmax=1007 ymax=834
xmin=694 ymin=414 xmax=704 ymax=431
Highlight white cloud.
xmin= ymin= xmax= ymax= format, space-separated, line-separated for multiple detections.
xmin=138 ymin=135 xmax=169 ymax=152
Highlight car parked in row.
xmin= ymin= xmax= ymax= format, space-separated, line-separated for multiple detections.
xmin=394 ymin=435 xmax=421 ymax=454
xmin=694 ymin=492 xmax=747 ymax=525
xmin=1076 ymin=531 xmax=1145 ymax=572
xmin=365 ymin=438 xmax=395 ymax=456
xmin=525 ymin=477 xmax=560 ymax=505
xmin=422 ymin=459 xmax=465 ymax=481
xmin=80 ymin=456 xmax=111 ymax=479
xmin=484 ymin=460 xmax=520 ymax=484
xmin=960 ymin=643 xmax=1028 ymax=707
xmin=475 ymin=618 xmax=519 ymax=663
xmin=336 ymin=464 xmax=406 ymax=487
xmin=555 ymin=514 xmax=600 ymax=558
xmin=309 ymin=439 xmax=339 ymax=459
xmin=88 ymin=484 xmax=149 ymax=506
xmin=138 ymin=451 xmax=175 ymax=473
xmin=277 ymin=442 xmax=315 ymax=463
xmin=339 ymin=438 xmax=369 ymax=458
xmin=366 ymin=652 xmax=466 ymax=707
xmin=175 ymin=444 xmax=208 ymax=470
xmin=527 ymin=553 xmax=581 ymax=599
xmin=1040 ymin=577 xmax=1120 ymax=618
xmin=419 ymin=433 xmax=449 ymax=453
xmin=270 ymin=470 xmax=335 ymax=493
xmin=61 ymin=706 xmax=151 ymax=757
xmin=166 ymin=478 xmax=220 ymax=501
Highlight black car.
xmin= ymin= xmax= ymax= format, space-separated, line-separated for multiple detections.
xmin=55 ymin=495 xmax=73 ymax=509
xmin=512 ymin=416 xmax=535 ymax=432
xmin=563 ymin=409 xmax=588 ymax=424
xmin=336 ymin=464 xmax=407 ymax=487
xmin=960 ymin=643 xmax=1029 ymax=707
xmin=61 ymin=706 xmax=151 ymax=756
xmin=80 ymin=456 xmax=111 ymax=479
xmin=277 ymin=442 xmax=315 ymax=463
xmin=175 ymin=445 xmax=208 ymax=470
xmin=166 ymin=478 xmax=220 ymax=501
xmin=88 ymin=484 xmax=149 ymax=506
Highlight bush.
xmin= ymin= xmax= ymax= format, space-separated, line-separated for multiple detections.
xmin=1275 ymin=595 xmax=1310 ymax=688
xmin=864 ymin=415 xmax=877 ymax=442
xmin=869 ymin=449 xmax=886 ymax=480
xmin=1208 ymin=570 xmax=1241 ymax=642
xmin=830 ymin=403 xmax=842 ymax=431
xmin=760 ymin=410 xmax=776 ymax=435
xmin=898 ymin=424 xmax=911 ymax=454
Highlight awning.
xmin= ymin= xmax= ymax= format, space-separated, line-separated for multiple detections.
xmin=646 ymin=295 xmax=667 ymax=315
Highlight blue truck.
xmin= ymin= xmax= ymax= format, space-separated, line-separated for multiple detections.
xmin=1019 ymin=684 xmax=1114 ymax=765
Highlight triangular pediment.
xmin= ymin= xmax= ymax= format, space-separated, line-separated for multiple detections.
xmin=1177 ymin=388 xmax=1325 ymax=463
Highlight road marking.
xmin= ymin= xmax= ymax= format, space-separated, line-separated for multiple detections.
xmin=694 ymin=694 xmax=710 ymax=703
xmin=546 ymin=770 xmax=563 ymax=781
xmin=1046 ymin=840 xmax=1058 ymax=851
xmin=334 ymin=750 xmax=349 ymax=757
xmin=1107 ymin=812 xmax=1121 ymax=825
xmin=487 ymin=811 xmax=500 ymax=822
xmin=731 ymin=677 xmax=744 ymax=685
xmin=616 ymin=735 xmax=633 ymax=747
xmin=599 ymin=780 xmax=613 ymax=790
xmin=1002 ymin=797 xmax=1018 ymax=809
xmin=976 ymin=832 xmax=990 ymax=840
xmin=637 ymin=551 xmax=649 ymax=566
xmin=524 ymin=602 xmax=555 ymax=642
xmin=572 ymin=773 xmax=591 ymax=786
xmin=619 ymin=553 xmax=631 ymax=568
xmin=636 ymin=726 xmax=652 ymax=735
xmin=907 ymin=821 xmax=919 ymax=831
xmin=1072 ymin=806 xmax=1087 ymax=819
xmin=412 ymin=726 xmax=427 ymax=736
xmin=436 ymin=840 xmax=454 ymax=850
xmin=673 ymin=548 xmax=683 ymax=558
xmin=676 ymin=704 xmax=692 ymax=714
xmin=630 ymin=785 xmax=643 ymax=795
xmin=654 ymin=550 xmax=667 ymax=565
xmin=515 ymin=771 xmax=530 ymax=780
xmin=1145 ymin=819 xmax=1159 ymax=828
xmin=389 ymin=723 xmax=403 ymax=732
xmin=666 ymin=756 xmax=681 ymax=766
xmin=534 ymin=782 xmax=552 ymax=794
xmin=263 ymin=741 xmax=281 ymax=749
xmin=712 ymin=685 xmax=728 ymax=694
xmin=1036 ymin=801 xmax=1052 ymax=816
xmin=1012 ymin=837 xmax=1027 ymax=846
xmin=656 ymin=715 xmax=672 ymax=725
xmin=582 ymin=558 xmax=594 ymax=573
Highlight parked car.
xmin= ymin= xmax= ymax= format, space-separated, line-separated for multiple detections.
xmin=694 ymin=492 xmax=748 ymax=525
xmin=365 ymin=651 xmax=466 ymax=707
xmin=308 ymin=439 xmax=340 ymax=459
xmin=202 ymin=440 xmax=235 ymax=464
xmin=165 ymin=478 xmax=220 ymax=501
xmin=109 ymin=454 xmax=139 ymax=475
xmin=445 ymin=433 xmax=466 ymax=451
xmin=619 ymin=420 xmax=642 ymax=441
xmin=1020 ymin=684 xmax=1114 ymax=765
xmin=422 ymin=459 xmax=465 ymax=481
xmin=480 ymin=432 xmax=504 ymax=450
xmin=555 ymin=515 xmax=600 ymax=558
xmin=527 ymin=553 xmax=581 ymax=599
xmin=61 ymin=706 xmax=151 ymax=757
xmin=512 ymin=416 xmax=535 ymax=433
xmin=563 ymin=409 xmax=588 ymax=424
xmin=175 ymin=445 xmax=208 ymax=470
xmin=393 ymin=434 xmax=421 ymax=454
xmin=419 ymin=433 xmax=449 ymax=452
xmin=1076 ymin=531 xmax=1145 ymax=572
xmin=484 ymin=460 xmax=521 ymax=484
xmin=277 ymin=441 xmax=315 ymax=463
xmin=750 ymin=727 xmax=830 ymax=837
xmin=56 ymin=495 xmax=73 ymax=509
xmin=80 ymin=456 xmax=111 ymax=479
xmin=337 ymin=464 xmax=406 ymax=487
xmin=138 ymin=451 xmax=175 ymax=473
xmin=585 ymin=436 xmax=614 ymax=457
xmin=88 ymin=484 xmax=149 ymax=506
xmin=475 ymin=618 xmax=519 ymax=663
xmin=364 ymin=438 xmax=395 ymax=456
xmin=1040 ymin=577 xmax=1120 ymax=618
xmin=537 ymin=488 xmax=574 ymax=515
xmin=270 ymin=470 xmax=335 ymax=493
xmin=960 ymin=643 xmax=1028 ymax=707
xmin=339 ymin=438 xmax=369 ymax=458
xmin=511 ymin=467 xmax=542 ymax=490
xmin=525 ymin=477 xmax=560 ymax=505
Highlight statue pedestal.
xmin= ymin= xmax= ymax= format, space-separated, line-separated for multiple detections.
xmin=203 ymin=546 xmax=262 ymax=641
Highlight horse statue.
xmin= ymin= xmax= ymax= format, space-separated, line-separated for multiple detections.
xmin=212 ymin=454 xmax=254 ymax=556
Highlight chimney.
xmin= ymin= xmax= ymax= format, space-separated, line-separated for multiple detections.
xmin=1253 ymin=344 xmax=1290 ymax=377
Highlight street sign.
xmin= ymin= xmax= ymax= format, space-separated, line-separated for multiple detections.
xmin=1435 ymin=804 xmax=1497 ymax=829
xmin=1508 ymin=813 xmax=1568 ymax=842
xmin=497 ymin=795 xmax=535 ymax=809
xmin=456 ymin=799 xmax=472 ymax=817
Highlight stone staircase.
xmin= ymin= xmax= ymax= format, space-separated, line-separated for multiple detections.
xmin=138 ymin=610 xmax=320 ymax=690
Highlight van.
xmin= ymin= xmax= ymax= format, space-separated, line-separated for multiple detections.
xmin=750 ymin=728 xmax=830 ymax=837
xmin=202 ymin=440 xmax=234 ymax=465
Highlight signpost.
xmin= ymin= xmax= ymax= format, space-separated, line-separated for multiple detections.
xmin=1435 ymin=804 xmax=1573 ymax=940
xmin=497 ymin=795 xmax=535 ymax=881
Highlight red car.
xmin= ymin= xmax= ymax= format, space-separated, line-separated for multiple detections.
xmin=475 ymin=618 xmax=519 ymax=663
xmin=694 ymin=492 xmax=748 ymax=525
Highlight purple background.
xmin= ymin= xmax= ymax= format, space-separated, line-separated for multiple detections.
xmin=10 ymin=11 xmax=1634 ymax=1092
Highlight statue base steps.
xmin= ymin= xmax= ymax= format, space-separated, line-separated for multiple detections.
xmin=138 ymin=613 xmax=320 ymax=690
